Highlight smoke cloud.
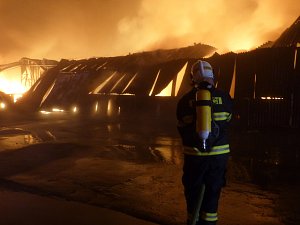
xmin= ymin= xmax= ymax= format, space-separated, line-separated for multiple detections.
xmin=0 ymin=0 xmax=299 ymax=63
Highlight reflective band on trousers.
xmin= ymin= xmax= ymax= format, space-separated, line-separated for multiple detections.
xmin=201 ymin=212 xmax=218 ymax=222
xmin=183 ymin=144 xmax=230 ymax=156
xmin=213 ymin=112 xmax=231 ymax=121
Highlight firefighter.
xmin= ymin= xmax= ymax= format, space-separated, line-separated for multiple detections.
xmin=177 ymin=60 xmax=233 ymax=225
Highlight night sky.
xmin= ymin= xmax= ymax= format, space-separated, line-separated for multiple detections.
xmin=0 ymin=0 xmax=299 ymax=63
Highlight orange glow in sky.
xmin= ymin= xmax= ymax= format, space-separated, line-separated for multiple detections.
xmin=0 ymin=1 xmax=299 ymax=95
xmin=0 ymin=0 xmax=299 ymax=64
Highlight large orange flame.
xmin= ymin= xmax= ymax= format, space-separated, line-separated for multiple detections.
xmin=0 ymin=77 xmax=27 ymax=94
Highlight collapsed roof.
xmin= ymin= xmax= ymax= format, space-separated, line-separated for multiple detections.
xmin=273 ymin=16 xmax=300 ymax=47
xmin=14 ymin=16 xmax=300 ymax=113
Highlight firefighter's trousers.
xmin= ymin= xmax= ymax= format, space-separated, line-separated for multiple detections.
xmin=182 ymin=154 xmax=229 ymax=225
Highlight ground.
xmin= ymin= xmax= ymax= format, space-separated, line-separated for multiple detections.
xmin=0 ymin=112 xmax=299 ymax=225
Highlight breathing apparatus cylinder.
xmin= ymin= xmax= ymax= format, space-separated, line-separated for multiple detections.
xmin=196 ymin=88 xmax=212 ymax=151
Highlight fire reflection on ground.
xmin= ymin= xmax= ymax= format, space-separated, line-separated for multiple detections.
xmin=0 ymin=131 xmax=40 ymax=151
xmin=1 ymin=113 xmax=299 ymax=185
xmin=0 ymin=127 xmax=59 ymax=151
xmin=0 ymin=113 xmax=299 ymax=225
xmin=149 ymin=137 xmax=182 ymax=165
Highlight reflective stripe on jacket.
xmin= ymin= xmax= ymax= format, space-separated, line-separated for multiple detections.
xmin=183 ymin=144 xmax=230 ymax=156
xmin=177 ymin=87 xmax=233 ymax=156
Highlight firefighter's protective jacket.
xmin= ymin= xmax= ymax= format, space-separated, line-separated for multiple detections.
xmin=177 ymin=86 xmax=233 ymax=156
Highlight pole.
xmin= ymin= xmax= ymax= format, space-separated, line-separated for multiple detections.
xmin=190 ymin=184 xmax=206 ymax=225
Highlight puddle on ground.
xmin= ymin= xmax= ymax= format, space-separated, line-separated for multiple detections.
xmin=111 ymin=137 xmax=183 ymax=165
xmin=0 ymin=128 xmax=44 ymax=151
xmin=0 ymin=134 xmax=41 ymax=151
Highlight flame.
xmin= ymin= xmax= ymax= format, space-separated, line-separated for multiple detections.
xmin=261 ymin=96 xmax=284 ymax=100
xmin=0 ymin=77 xmax=27 ymax=94
xmin=149 ymin=70 xmax=160 ymax=96
xmin=175 ymin=62 xmax=187 ymax=96
xmin=229 ymin=59 xmax=236 ymax=98
xmin=92 ymin=72 xmax=116 ymax=94
xmin=227 ymin=38 xmax=256 ymax=53
xmin=156 ymin=80 xmax=173 ymax=97
xmin=0 ymin=102 xmax=6 ymax=109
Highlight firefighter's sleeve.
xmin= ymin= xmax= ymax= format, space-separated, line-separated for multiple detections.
xmin=218 ymin=92 xmax=233 ymax=132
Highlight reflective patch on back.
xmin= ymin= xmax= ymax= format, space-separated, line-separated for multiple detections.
xmin=212 ymin=97 xmax=222 ymax=104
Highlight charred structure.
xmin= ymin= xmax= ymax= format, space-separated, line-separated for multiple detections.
xmin=13 ymin=46 xmax=299 ymax=129
xmin=11 ymin=16 xmax=300 ymax=129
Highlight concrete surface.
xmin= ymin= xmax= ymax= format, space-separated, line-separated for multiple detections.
xmin=0 ymin=189 xmax=159 ymax=225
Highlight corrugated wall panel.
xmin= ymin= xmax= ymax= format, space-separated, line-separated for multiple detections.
xmin=152 ymin=59 xmax=187 ymax=96
xmin=235 ymin=52 xmax=256 ymax=99
xmin=176 ymin=60 xmax=195 ymax=98
xmin=210 ymin=53 xmax=236 ymax=92
xmin=255 ymin=48 xmax=275 ymax=97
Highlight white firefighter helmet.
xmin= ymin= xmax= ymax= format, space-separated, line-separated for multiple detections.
xmin=190 ymin=60 xmax=214 ymax=84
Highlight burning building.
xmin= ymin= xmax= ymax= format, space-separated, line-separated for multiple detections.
xmin=1 ymin=16 xmax=299 ymax=129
